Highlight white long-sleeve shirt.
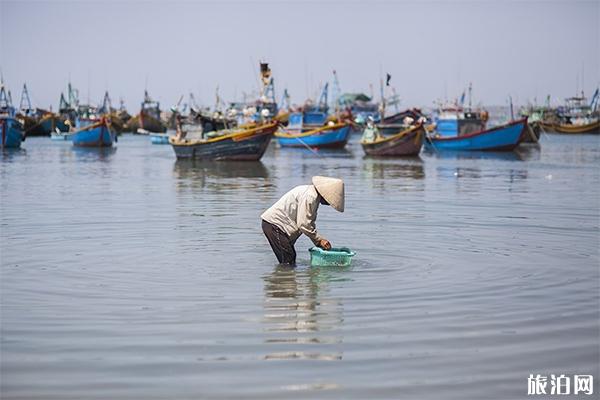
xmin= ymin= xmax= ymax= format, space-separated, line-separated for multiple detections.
xmin=261 ymin=185 xmax=324 ymax=245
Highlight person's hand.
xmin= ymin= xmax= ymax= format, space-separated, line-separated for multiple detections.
xmin=318 ymin=239 xmax=331 ymax=250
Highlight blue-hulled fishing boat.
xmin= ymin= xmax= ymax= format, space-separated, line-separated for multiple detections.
xmin=425 ymin=118 xmax=528 ymax=152
xmin=1 ymin=117 xmax=24 ymax=149
xmin=277 ymin=122 xmax=351 ymax=148
xmin=70 ymin=117 xmax=116 ymax=147
xmin=0 ymin=84 xmax=25 ymax=149
xmin=275 ymin=111 xmax=351 ymax=148
xmin=433 ymin=84 xmax=489 ymax=137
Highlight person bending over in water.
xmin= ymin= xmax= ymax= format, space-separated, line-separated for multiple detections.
xmin=261 ymin=176 xmax=345 ymax=265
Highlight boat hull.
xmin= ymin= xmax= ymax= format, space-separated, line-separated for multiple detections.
xmin=171 ymin=124 xmax=276 ymax=161
xmin=521 ymin=121 xmax=541 ymax=143
xmin=276 ymin=125 xmax=351 ymax=148
xmin=138 ymin=112 xmax=167 ymax=133
xmin=545 ymin=120 xmax=600 ymax=134
xmin=1 ymin=118 xmax=24 ymax=149
xmin=362 ymin=125 xmax=425 ymax=156
xmin=41 ymin=114 xmax=70 ymax=134
xmin=425 ymin=118 xmax=527 ymax=151
xmin=18 ymin=114 xmax=47 ymax=136
xmin=71 ymin=121 xmax=115 ymax=147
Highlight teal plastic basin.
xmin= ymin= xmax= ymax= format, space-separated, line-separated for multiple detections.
xmin=309 ymin=247 xmax=356 ymax=267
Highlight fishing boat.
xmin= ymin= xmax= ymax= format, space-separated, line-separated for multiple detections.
xmin=36 ymin=111 xmax=69 ymax=136
xmin=125 ymin=90 xmax=167 ymax=133
xmin=433 ymin=84 xmax=488 ymax=137
xmin=361 ymin=124 xmax=425 ymax=156
xmin=519 ymin=96 xmax=557 ymax=142
xmin=434 ymin=106 xmax=488 ymax=137
xmin=15 ymin=85 xmax=67 ymax=137
xmin=98 ymin=91 xmax=127 ymax=134
xmin=0 ymin=83 xmax=25 ymax=149
xmin=16 ymin=84 xmax=48 ymax=137
xmin=55 ymin=85 xmax=79 ymax=134
xmin=276 ymin=122 xmax=351 ymax=148
xmin=549 ymin=120 xmax=599 ymax=133
xmin=381 ymin=108 xmax=428 ymax=125
xmin=70 ymin=117 xmax=116 ymax=147
xmin=425 ymin=118 xmax=527 ymax=152
xmin=541 ymin=91 xmax=600 ymax=134
xmin=169 ymin=121 xmax=278 ymax=160
xmin=275 ymin=88 xmax=351 ymax=149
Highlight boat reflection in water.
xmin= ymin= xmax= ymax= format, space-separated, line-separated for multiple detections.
xmin=423 ymin=146 xmax=540 ymax=162
xmin=272 ymin=145 xmax=355 ymax=160
xmin=71 ymin=146 xmax=117 ymax=162
xmin=262 ymin=266 xmax=347 ymax=361
xmin=173 ymin=160 xmax=270 ymax=192
xmin=362 ymin=157 xmax=425 ymax=187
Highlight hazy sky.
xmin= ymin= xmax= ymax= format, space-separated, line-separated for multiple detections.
xmin=1 ymin=0 xmax=598 ymax=111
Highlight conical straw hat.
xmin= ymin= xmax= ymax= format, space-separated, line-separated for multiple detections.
xmin=312 ymin=176 xmax=345 ymax=212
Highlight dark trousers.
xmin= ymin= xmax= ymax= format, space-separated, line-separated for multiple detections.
xmin=262 ymin=220 xmax=296 ymax=265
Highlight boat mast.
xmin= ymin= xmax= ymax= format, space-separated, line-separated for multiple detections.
xmin=468 ymin=82 xmax=472 ymax=110
xmin=259 ymin=62 xmax=275 ymax=105
xmin=317 ymin=83 xmax=328 ymax=111
xmin=101 ymin=91 xmax=112 ymax=114
xmin=68 ymin=82 xmax=79 ymax=110
xmin=279 ymin=89 xmax=290 ymax=111
xmin=19 ymin=84 xmax=33 ymax=115
xmin=331 ymin=70 xmax=341 ymax=113
xmin=379 ymin=76 xmax=385 ymax=119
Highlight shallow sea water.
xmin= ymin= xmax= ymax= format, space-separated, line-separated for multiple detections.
xmin=1 ymin=133 xmax=599 ymax=399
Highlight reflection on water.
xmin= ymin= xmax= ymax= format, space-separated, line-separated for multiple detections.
xmin=514 ymin=142 xmax=541 ymax=161
xmin=273 ymin=145 xmax=355 ymax=159
xmin=362 ymin=157 xmax=425 ymax=180
xmin=1 ymin=147 xmax=27 ymax=160
xmin=423 ymin=147 xmax=539 ymax=162
xmin=173 ymin=160 xmax=270 ymax=179
xmin=173 ymin=160 xmax=270 ymax=192
xmin=262 ymin=266 xmax=345 ymax=361
xmin=71 ymin=146 xmax=118 ymax=162
xmin=436 ymin=166 xmax=528 ymax=181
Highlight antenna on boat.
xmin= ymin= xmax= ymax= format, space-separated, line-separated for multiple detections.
xmin=379 ymin=76 xmax=385 ymax=120
xmin=581 ymin=62 xmax=585 ymax=98
xmin=87 ymin=69 xmax=91 ymax=105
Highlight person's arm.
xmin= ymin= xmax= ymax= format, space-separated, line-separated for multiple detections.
xmin=297 ymin=195 xmax=330 ymax=249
